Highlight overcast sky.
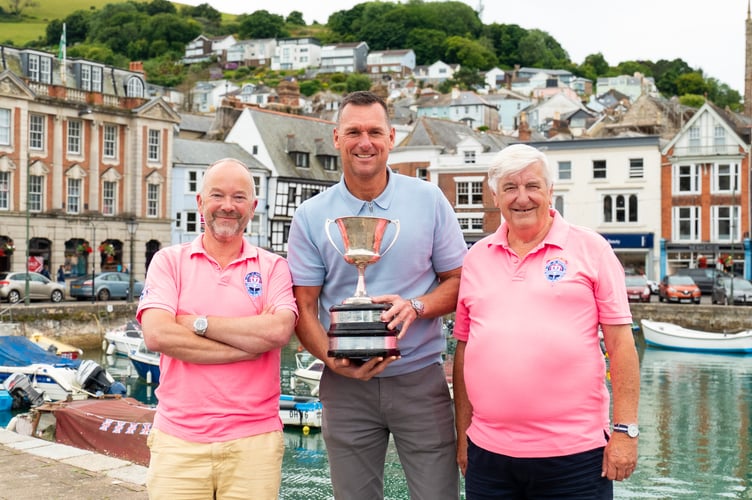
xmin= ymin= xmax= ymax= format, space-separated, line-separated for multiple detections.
xmin=177 ymin=0 xmax=747 ymax=93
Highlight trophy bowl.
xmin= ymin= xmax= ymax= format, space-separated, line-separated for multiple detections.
xmin=325 ymin=216 xmax=400 ymax=358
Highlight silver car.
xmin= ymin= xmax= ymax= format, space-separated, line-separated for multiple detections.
xmin=0 ymin=271 xmax=66 ymax=303
xmin=69 ymin=272 xmax=144 ymax=301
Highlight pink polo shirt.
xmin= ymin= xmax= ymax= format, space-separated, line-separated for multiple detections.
xmin=136 ymin=236 xmax=298 ymax=443
xmin=454 ymin=210 xmax=631 ymax=458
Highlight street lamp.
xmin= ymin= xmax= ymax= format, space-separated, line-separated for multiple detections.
xmin=126 ymin=217 xmax=139 ymax=302
xmin=89 ymin=221 xmax=96 ymax=303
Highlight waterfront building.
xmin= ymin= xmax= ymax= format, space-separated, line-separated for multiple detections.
xmin=0 ymin=45 xmax=180 ymax=279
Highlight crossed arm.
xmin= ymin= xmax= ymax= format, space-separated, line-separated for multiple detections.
xmin=141 ymin=306 xmax=296 ymax=364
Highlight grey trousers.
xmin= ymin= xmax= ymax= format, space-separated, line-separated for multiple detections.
xmin=319 ymin=362 xmax=460 ymax=500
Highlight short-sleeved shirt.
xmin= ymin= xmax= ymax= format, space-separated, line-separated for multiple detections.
xmin=454 ymin=210 xmax=632 ymax=458
xmin=136 ymin=236 xmax=298 ymax=443
xmin=287 ymin=170 xmax=468 ymax=377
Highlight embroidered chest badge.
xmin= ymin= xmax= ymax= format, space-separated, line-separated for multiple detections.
xmin=245 ymin=272 xmax=262 ymax=297
xmin=544 ymin=258 xmax=567 ymax=283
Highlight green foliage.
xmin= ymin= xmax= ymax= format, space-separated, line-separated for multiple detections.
xmin=345 ymin=73 xmax=372 ymax=93
xmin=444 ymin=36 xmax=498 ymax=70
xmin=0 ymin=0 xmax=742 ymax=111
xmin=406 ymin=28 xmax=446 ymax=66
xmin=518 ymin=29 xmax=570 ymax=69
xmin=443 ymin=66 xmax=485 ymax=90
xmin=299 ymin=79 xmax=323 ymax=96
xmin=678 ymin=94 xmax=706 ymax=108
xmin=67 ymin=42 xmax=127 ymax=67
xmin=237 ymin=10 xmax=289 ymax=39
xmin=142 ymin=55 xmax=186 ymax=87
xmin=286 ymin=10 xmax=305 ymax=25
xmin=676 ymin=72 xmax=709 ymax=97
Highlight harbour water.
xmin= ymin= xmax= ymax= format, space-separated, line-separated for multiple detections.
xmin=2 ymin=336 xmax=751 ymax=499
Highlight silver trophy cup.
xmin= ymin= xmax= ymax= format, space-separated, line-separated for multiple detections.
xmin=325 ymin=216 xmax=401 ymax=358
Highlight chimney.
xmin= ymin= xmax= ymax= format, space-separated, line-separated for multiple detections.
xmin=518 ymin=112 xmax=531 ymax=142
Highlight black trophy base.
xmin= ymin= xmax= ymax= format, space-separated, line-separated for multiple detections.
xmin=327 ymin=302 xmax=400 ymax=359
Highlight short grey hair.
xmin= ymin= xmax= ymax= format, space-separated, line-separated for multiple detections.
xmin=487 ymin=144 xmax=553 ymax=194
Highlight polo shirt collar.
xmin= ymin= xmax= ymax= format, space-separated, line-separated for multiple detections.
xmin=190 ymin=234 xmax=259 ymax=261
xmin=336 ymin=169 xmax=395 ymax=215
xmin=490 ymin=209 xmax=567 ymax=252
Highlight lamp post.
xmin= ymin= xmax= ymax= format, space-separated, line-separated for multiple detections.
xmin=126 ymin=217 xmax=138 ymax=302
xmin=90 ymin=221 xmax=96 ymax=303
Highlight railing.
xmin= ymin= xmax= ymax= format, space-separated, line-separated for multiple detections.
xmin=671 ymin=145 xmax=742 ymax=157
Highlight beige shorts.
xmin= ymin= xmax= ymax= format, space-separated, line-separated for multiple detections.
xmin=146 ymin=427 xmax=283 ymax=500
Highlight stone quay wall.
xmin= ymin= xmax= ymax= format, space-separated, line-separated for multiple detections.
xmin=1 ymin=302 xmax=751 ymax=351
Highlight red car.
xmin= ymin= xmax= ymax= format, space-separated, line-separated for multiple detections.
xmin=625 ymin=275 xmax=651 ymax=303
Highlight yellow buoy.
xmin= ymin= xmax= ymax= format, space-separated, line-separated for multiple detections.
xmin=303 ymin=426 xmax=310 ymax=435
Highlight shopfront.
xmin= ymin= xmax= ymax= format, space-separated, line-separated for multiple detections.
xmin=602 ymin=232 xmax=656 ymax=279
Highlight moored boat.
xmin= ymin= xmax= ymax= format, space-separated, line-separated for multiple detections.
xmin=290 ymin=351 xmax=324 ymax=396
xmin=29 ymin=333 xmax=83 ymax=360
xmin=640 ymin=319 xmax=752 ymax=354
xmin=103 ymin=320 xmax=143 ymax=356
xmin=0 ymin=335 xmax=125 ymax=407
xmin=279 ymin=394 xmax=322 ymax=428
xmin=128 ymin=341 xmax=160 ymax=384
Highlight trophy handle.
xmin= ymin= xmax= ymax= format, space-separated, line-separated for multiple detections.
xmin=325 ymin=219 xmax=346 ymax=257
xmin=380 ymin=220 xmax=400 ymax=257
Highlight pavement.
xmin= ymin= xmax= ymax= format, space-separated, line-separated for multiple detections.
xmin=0 ymin=428 xmax=147 ymax=500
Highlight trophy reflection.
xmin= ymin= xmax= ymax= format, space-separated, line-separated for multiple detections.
xmin=325 ymin=216 xmax=401 ymax=358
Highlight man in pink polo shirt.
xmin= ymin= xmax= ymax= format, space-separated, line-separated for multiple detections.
xmin=137 ymin=158 xmax=297 ymax=499
xmin=453 ymin=144 xmax=640 ymax=499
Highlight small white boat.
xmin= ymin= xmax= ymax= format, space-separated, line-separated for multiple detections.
xmin=0 ymin=336 xmax=125 ymax=406
xmin=103 ymin=320 xmax=143 ymax=356
xmin=128 ymin=341 xmax=160 ymax=384
xmin=290 ymin=352 xmax=324 ymax=396
xmin=640 ymin=319 xmax=752 ymax=354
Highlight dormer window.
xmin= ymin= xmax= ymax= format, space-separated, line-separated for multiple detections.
xmin=126 ymin=76 xmax=144 ymax=98
xmin=25 ymin=53 xmax=53 ymax=84
xmin=293 ymin=152 xmax=309 ymax=168
xmin=321 ymin=155 xmax=338 ymax=171
xmin=79 ymin=64 xmax=103 ymax=92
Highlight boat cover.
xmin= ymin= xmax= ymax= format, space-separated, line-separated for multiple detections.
xmin=0 ymin=336 xmax=79 ymax=368
xmin=52 ymin=397 xmax=155 ymax=466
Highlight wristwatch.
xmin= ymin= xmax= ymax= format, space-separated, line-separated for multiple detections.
xmin=193 ymin=316 xmax=208 ymax=336
xmin=409 ymin=298 xmax=425 ymax=318
xmin=613 ymin=423 xmax=639 ymax=438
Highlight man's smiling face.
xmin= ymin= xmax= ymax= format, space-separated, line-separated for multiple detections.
xmin=334 ymin=102 xmax=395 ymax=183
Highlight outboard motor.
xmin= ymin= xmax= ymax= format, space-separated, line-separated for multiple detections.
xmin=4 ymin=372 xmax=45 ymax=410
xmin=76 ymin=360 xmax=126 ymax=396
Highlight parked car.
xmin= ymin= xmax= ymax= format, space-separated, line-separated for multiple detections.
xmin=711 ymin=276 xmax=752 ymax=305
xmin=673 ymin=267 xmax=727 ymax=295
xmin=69 ymin=272 xmax=144 ymax=301
xmin=658 ymin=275 xmax=702 ymax=304
xmin=0 ymin=271 xmax=66 ymax=303
xmin=625 ymin=275 xmax=651 ymax=303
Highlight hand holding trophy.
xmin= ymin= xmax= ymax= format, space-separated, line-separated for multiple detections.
xmin=325 ymin=216 xmax=401 ymax=358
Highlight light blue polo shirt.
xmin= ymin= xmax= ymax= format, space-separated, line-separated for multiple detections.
xmin=287 ymin=170 xmax=468 ymax=377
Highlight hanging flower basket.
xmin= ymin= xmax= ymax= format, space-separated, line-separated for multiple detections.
xmin=77 ymin=243 xmax=93 ymax=256
xmin=1 ymin=242 xmax=14 ymax=256
xmin=99 ymin=243 xmax=116 ymax=257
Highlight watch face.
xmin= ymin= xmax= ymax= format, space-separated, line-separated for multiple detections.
xmin=194 ymin=317 xmax=208 ymax=333
xmin=627 ymin=424 xmax=640 ymax=438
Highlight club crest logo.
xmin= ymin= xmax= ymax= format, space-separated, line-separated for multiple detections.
xmin=544 ymin=258 xmax=567 ymax=283
xmin=245 ymin=272 xmax=262 ymax=297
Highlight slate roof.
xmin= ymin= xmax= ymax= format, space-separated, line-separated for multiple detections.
xmin=173 ymin=138 xmax=269 ymax=172
xmin=245 ymin=108 xmax=341 ymax=182
xmin=397 ymin=116 xmax=513 ymax=153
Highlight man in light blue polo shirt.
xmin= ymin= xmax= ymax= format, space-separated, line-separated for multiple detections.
xmin=287 ymin=91 xmax=467 ymax=499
